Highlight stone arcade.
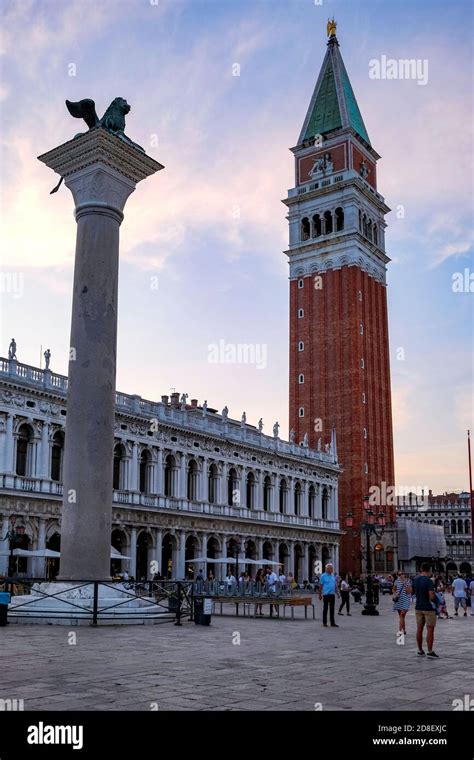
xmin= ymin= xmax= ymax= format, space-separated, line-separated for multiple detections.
xmin=0 ymin=357 xmax=341 ymax=583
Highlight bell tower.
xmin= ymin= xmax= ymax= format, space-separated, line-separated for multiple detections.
xmin=284 ymin=21 xmax=396 ymax=574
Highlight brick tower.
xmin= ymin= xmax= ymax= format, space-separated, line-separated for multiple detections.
xmin=284 ymin=21 xmax=396 ymax=575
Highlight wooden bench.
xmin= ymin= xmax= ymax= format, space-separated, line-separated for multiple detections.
xmin=283 ymin=597 xmax=315 ymax=619
xmin=210 ymin=595 xmax=315 ymax=620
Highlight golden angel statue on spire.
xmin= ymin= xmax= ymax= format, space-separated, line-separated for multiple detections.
xmin=327 ymin=18 xmax=337 ymax=38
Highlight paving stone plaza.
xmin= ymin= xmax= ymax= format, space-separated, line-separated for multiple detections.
xmin=2 ymin=596 xmax=472 ymax=712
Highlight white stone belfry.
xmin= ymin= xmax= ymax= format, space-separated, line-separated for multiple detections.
xmin=38 ymin=129 xmax=163 ymax=580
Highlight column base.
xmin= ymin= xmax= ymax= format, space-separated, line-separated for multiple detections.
xmin=8 ymin=582 xmax=172 ymax=626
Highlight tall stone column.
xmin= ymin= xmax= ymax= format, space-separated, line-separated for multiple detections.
xmin=39 ymin=129 xmax=162 ymax=580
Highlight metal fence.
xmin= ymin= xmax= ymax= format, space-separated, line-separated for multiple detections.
xmin=191 ymin=579 xmax=299 ymax=598
xmin=0 ymin=577 xmax=194 ymax=626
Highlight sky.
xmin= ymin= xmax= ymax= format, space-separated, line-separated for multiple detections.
xmin=0 ymin=0 xmax=473 ymax=494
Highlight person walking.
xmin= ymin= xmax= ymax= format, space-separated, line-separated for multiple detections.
xmin=338 ymin=574 xmax=351 ymax=616
xmin=392 ymin=571 xmax=412 ymax=635
xmin=372 ymin=575 xmax=380 ymax=605
xmin=255 ymin=568 xmax=265 ymax=616
xmin=414 ymin=563 xmax=439 ymax=658
xmin=319 ymin=563 xmax=339 ymax=627
xmin=469 ymin=577 xmax=474 ymax=616
xmin=452 ymin=574 xmax=468 ymax=616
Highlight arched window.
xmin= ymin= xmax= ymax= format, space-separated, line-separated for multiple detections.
xmin=298 ymin=341 xmax=304 ymax=352
xmin=323 ymin=210 xmax=333 ymax=234
xmin=279 ymin=478 xmax=287 ymax=514
xmin=246 ymin=471 xmax=255 ymax=509
xmin=458 ymin=541 xmax=464 ymax=556
xmin=298 ymin=308 xmax=304 ymax=318
xmin=444 ymin=520 xmax=449 ymax=533
xmin=50 ymin=430 xmax=64 ymax=482
xmin=451 ymin=519 xmax=457 ymax=534
xmin=228 ymin=467 xmax=238 ymax=507
xmin=360 ymin=323 xmax=364 ymax=335
xmin=164 ymin=454 xmax=176 ymax=497
xmin=263 ymin=475 xmax=271 ymax=512
xmin=298 ymin=373 xmax=304 ymax=384
xmin=308 ymin=484 xmax=315 ymax=518
xmin=335 ymin=207 xmax=344 ymax=231
xmin=322 ymin=487 xmax=329 ymax=520
xmin=16 ymin=424 xmax=33 ymax=476
xmin=298 ymin=278 xmax=304 ymax=289
xmin=358 ymin=209 xmax=362 ymax=231
xmin=139 ymin=449 xmax=152 ymax=493
xmin=299 ymin=407 xmax=304 ymax=417
xmin=312 ymin=214 xmax=322 ymax=238
xmin=362 ymin=392 xmax=366 ymax=404
xmin=301 ymin=217 xmax=310 ymax=241
xmin=458 ymin=519 xmax=463 ymax=534
xmin=465 ymin=519 xmax=470 ymax=534
xmin=363 ymin=428 xmax=367 ymax=439
xmin=208 ymin=463 xmax=218 ymax=504
xmin=187 ymin=458 xmax=199 ymax=501
xmin=360 ymin=358 xmax=365 ymax=369
xmin=363 ymin=214 xmax=368 ymax=237
xmin=367 ymin=219 xmax=372 ymax=241
xmin=294 ymin=482 xmax=302 ymax=516
xmin=113 ymin=443 xmax=126 ymax=490
xmin=373 ymin=224 xmax=378 ymax=246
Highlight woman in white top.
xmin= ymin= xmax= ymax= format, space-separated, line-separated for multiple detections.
xmin=338 ymin=574 xmax=351 ymax=615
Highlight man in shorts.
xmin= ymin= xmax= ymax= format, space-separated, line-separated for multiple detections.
xmin=414 ymin=563 xmax=439 ymax=658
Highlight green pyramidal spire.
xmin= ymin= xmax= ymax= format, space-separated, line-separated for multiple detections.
xmin=298 ymin=28 xmax=371 ymax=146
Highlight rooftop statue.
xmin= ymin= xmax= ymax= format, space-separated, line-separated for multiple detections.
xmin=327 ymin=18 xmax=337 ymax=38
xmin=65 ymin=97 xmax=144 ymax=151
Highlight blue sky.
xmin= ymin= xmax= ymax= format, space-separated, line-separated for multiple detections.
xmin=0 ymin=0 xmax=473 ymax=492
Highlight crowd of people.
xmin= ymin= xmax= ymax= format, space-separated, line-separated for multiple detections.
xmin=315 ymin=563 xmax=474 ymax=658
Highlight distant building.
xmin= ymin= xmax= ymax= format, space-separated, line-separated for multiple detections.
xmin=396 ymin=491 xmax=472 ymax=576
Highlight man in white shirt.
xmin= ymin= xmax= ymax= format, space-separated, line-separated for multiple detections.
xmin=451 ymin=575 xmax=468 ymax=616
xmin=267 ymin=567 xmax=278 ymax=593
xmin=225 ymin=573 xmax=236 ymax=592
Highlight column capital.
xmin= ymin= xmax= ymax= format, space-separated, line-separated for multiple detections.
xmin=38 ymin=129 xmax=164 ymax=221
